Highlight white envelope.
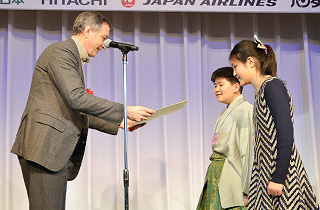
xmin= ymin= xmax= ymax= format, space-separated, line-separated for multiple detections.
xmin=133 ymin=100 xmax=188 ymax=126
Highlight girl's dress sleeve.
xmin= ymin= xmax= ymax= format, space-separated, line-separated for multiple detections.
xmin=264 ymin=79 xmax=294 ymax=185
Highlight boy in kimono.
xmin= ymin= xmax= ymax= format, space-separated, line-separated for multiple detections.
xmin=197 ymin=67 xmax=254 ymax=210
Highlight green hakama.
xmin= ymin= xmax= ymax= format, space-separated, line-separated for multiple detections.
xmin=196 ymin=152 xmax=247 ymax=210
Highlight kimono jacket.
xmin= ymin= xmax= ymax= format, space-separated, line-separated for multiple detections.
xmin=212 ymin=94 xmax=254 ymax=208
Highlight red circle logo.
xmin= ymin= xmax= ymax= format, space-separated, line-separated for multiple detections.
xmin=121 ymin=0 xmax=136 ymax=8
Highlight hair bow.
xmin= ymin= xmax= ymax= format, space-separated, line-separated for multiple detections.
xmin=254 ymin=35 xmax=267 ymax=54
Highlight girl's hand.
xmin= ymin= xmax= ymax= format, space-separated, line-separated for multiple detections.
xmin=267 ymin=181 xmax=284 ymax=197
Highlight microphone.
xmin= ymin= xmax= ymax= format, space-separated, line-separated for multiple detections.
xmin=104 ymin=39 xmax=139 ymax=52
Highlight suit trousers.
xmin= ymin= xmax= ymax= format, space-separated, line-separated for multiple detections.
xmin=18 ymin=156 xmax=73 ymax=210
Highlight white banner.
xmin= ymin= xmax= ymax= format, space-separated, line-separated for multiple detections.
xmin=0 ymin=0 xmax=319 ymax=13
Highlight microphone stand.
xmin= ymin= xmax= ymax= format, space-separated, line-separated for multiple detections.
xmin=122 ymin=50 xmax=129 ymax=210
xmin=117 ymin=45 xmax=138 ymax=210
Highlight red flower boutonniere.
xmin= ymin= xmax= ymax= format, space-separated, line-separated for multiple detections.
xmin=86 ymin=88 xmax=94 ymax=95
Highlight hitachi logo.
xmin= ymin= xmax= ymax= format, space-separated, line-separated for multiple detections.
xmin=42 ymin=0 xmax=107 ymax=5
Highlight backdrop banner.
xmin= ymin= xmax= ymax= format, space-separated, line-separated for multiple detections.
xmin=0 ymin=0 xmax=320 ymax=13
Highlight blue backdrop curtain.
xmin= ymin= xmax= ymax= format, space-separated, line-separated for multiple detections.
xmin=0 ymin=10 xmax=319 ymax=210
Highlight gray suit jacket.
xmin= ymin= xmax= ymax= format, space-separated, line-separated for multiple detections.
xmin=11 ymin=38 xmax=124 ymax=180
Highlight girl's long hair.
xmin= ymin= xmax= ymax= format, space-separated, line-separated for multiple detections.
xmin=229 ymin=40 xmax=277 ymax=77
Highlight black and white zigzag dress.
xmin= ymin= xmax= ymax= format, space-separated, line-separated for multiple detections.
xmin=248 ymin=77 xmax=319 ymax=209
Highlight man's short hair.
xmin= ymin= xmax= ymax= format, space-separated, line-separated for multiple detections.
xmin=72 ymin=11 xmax=112 ymax=36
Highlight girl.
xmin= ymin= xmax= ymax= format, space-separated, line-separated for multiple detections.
xmin=230 ymin=35 xmax=319 ymax=209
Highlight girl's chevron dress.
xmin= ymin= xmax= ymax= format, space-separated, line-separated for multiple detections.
xmin=248 ymin=77 xmax=319 ymax=210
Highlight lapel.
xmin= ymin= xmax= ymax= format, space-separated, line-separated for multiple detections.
xmin=68 ymin=38 xmax=86 ymax=86
xmin=68 ymin=38 xmax=89 ymax=126
xmin=214 ymin=94 xmax=246 ymax=134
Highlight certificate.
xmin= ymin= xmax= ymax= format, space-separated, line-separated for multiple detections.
xmin=133 ymin=100 xmax=188 ymax=126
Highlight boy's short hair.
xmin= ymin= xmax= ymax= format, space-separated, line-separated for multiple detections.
xmin=211 ymin=67 xmax=243 ymax=93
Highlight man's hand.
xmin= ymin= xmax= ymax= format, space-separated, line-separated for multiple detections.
xmin=119 ymin=119 xmax=146 ymax=132
xmin=127 ymin=106 xmax=155 ymax=122
xmin=267 ymin=181 xmax=284 ymax=197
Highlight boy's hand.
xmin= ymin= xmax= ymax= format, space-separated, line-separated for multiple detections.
xmin=243 ymin=194 xmax=248 ymax=207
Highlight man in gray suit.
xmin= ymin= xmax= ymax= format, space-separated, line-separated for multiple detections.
xmin=11 ymin=11 xmax=154 ymax=210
